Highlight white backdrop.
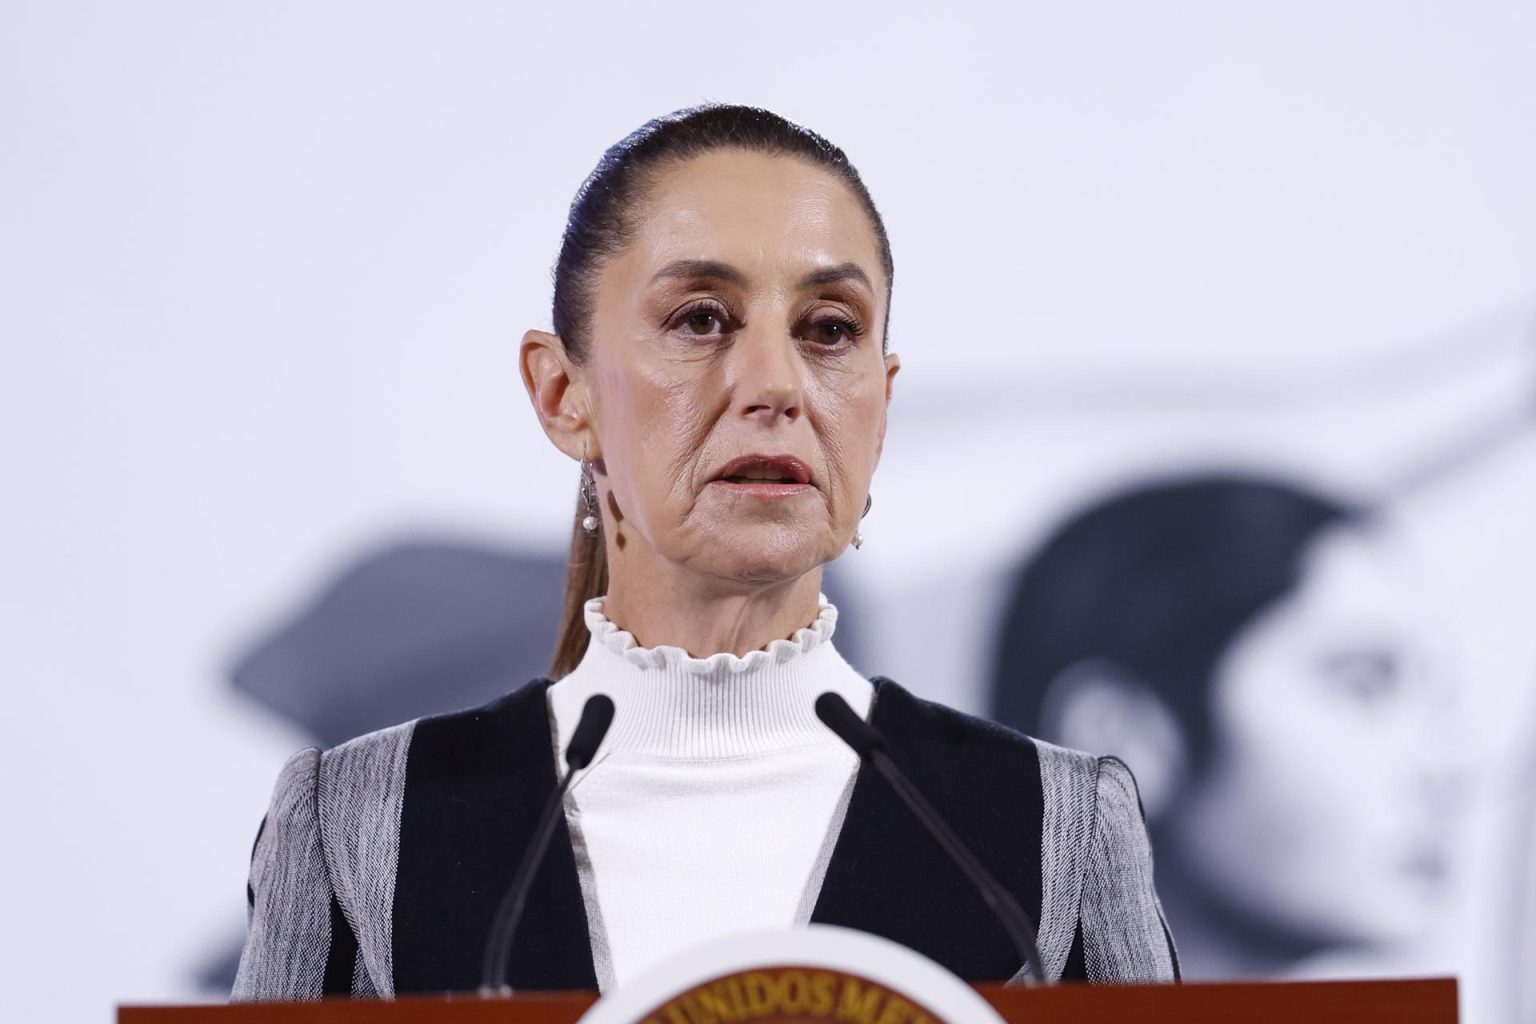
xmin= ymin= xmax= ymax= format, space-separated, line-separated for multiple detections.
xmin=3 ymin=2 xmax=1535 ymax=1021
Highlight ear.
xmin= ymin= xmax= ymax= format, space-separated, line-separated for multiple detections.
xmin=874 ymin=351 xmax=900 ymax=462
xmin=1038 ymin=659 xmax=1187 ymax=820
xmin=520 ymin=329 xmax=593 ymax=461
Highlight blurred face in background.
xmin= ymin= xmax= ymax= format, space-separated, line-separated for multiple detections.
xmin=1164 ymin=526 xmax=1460 ymax=949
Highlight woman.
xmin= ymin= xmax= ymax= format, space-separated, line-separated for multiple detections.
xmin=232 ymin=104 xmax=1178 ymax=1000
xmin=990 ymin=474 xmax=1458 ymax=978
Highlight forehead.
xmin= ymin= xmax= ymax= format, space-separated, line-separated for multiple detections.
xmin=1264 ymin=527 xmax=1437 ymax=655
xmin=1292 ymin=529 xmax=1411 ymax=620
xmin=616 ymin=149 xmax=886 ymax=288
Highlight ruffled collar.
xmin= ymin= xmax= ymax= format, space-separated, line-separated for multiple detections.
xmin=547 ymin=593 xmax=872 ymax=760
xmin=582 ymin=594 xmax=838 ymax=675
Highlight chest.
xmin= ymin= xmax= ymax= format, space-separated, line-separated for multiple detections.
xmin=388 ymin=679 xmax=1046 ymax=994
xmin=567 ymin=746 xmax=862 ymax=987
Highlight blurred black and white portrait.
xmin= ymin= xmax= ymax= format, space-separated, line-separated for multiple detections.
xmin=990 ymin=475 xmax=1463 ymax=978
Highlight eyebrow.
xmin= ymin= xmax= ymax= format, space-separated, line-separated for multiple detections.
xmin=797 ymin=262 xmax=873 ymax=291
xmin=651 ymin=259 xmax=747 ymax=286
xmin=650 ymin=259 xmax=874 ymax=292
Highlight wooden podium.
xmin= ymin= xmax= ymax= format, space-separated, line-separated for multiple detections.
xmin=121 ymin=977 xmax=1458 ymax=1023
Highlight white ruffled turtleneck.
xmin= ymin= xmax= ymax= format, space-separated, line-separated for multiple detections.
xmin=546 ymin=593 xmax=874 ymax=991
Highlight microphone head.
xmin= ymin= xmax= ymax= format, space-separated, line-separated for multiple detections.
xmin=814 ymin=691 xmax=885 ymax=758
xmin=566 ymin=694 xmax=615 ymax=771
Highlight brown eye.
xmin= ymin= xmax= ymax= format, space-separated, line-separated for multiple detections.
xmin=813 ymin=321 xmax=847 ymax=344
xmin=804 ymin=315 xmax=861 ymax=347
xmin=670 ymin=301 xmax=734 ymax=338
xmin=685 ymin=311 xmax=722 ymax=335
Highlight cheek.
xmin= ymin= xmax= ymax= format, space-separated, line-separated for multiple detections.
xmin=1205 ymin=664 xmax=1410 ymax=900
xmin=808 ymin=368 xmax=887 ymax=478
xmin=1175 ymin=645 xmax=1447 ymax=941
xmin=1222 ymin=663 xmax=1424 ymax=837
xmin=597 ymin=361 xmax=716 ymax=517
xmin=1216 ymin=665 xmax=1361 ymax=844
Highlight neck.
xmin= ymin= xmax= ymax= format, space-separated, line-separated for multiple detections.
xmin=550 ymin=591 xmax=871 ymax=760
xmin=601 ymin=562 xmax=825 ymax=659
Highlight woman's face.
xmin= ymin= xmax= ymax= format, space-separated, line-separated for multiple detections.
xmin=576 ymin=149 xmax=898 ymax=586
xmin=1166 ymin=527 xmax=1460 ymax=949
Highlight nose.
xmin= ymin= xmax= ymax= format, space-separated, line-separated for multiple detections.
xmin=730 ymin=325 xmax=804 ymax=424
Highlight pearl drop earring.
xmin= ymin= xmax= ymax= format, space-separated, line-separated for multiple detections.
xmin=580 ymin=459 xmax=600 ymax=534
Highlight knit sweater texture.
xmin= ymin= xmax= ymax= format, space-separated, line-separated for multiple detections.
xmin=546 ymin=594 xmax=872 ymax=990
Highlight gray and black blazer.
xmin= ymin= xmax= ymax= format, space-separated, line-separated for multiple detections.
xmin=232 ymin=677 xmax=1178 ymax=999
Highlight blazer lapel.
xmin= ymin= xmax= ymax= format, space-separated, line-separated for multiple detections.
xmin=392 ymin=678 xmax=597 ymax=994
xmin=809 ymin=677 xmax=1045 ymax=982
xmin=390 ymin=675 xmax=1043 ymax=991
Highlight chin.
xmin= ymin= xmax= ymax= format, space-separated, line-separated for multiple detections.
xmin=1277 ymin=894 xmax=1432 ymax=950
xmin=701 ymin=534 xmax=832 ymax=585
xmin=718 ymin=556 xmax=824 ymax=586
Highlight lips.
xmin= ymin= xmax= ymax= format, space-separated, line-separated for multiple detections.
xmin=711 ymin=454 xmax=813 ymax=486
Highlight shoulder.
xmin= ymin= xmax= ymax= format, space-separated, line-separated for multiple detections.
xmin=302 ymin=677 xmax=554 ymax=886
xmin=243 ymin=747 xmax=327 ymax=894
xmin=272 ymin=678 xmax=554 ymax=998
xmin=869 ymin=676 xmax=1044 ymax=758
xmin=1088 ymin=755 xmax=1148 ymax=828
xmin=248 ymin=747 xmax=326 ymax=877
xmin=398 ymin=676 xmax=555 ymax=782
xmin=1032 ymin=737 xmax=1116 ymax=833
xmin=234 ymin=746 xmax=334 ymax=1000
xmin=313 ymin=677 xmax=553 ymax=799
xmin=870 ymin=678 xmax=1098 ymax=831
xmin=1076 ymin=754 xmax=1179 ymax=981
xmin=867 ymin=678 xmax=1049 ymax=857
xmin=872 ymin=692 xmax=1166 ymax=983
xmin=867 ymin=678 xmax=1132 ymax=820
xmin=1028 ymin=748 xmax=1178 ymax=983
xmin=315 ymin=719 xmax=415 ymax=806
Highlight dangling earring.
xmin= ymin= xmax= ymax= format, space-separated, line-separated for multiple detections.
xmin=580 ymin=458 xmax=600 ymax=534
xmin=851 ymin=493 xmax=872 ymax=550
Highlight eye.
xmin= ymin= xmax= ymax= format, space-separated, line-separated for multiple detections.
xmin=668 ymin=300 xmax=736 ymax=338
xmin=683 ymin=311 xmax=722 ymax=336
xmin=1320 ymin=649 xmax=1403 ymax=708
xmin=801 ymin=313 xmax=864 ymax=347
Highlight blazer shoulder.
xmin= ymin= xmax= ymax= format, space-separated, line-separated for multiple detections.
xmin=303 ymin=679 xmax=553 ymax=998
xmin=402 ymin=676 xmax=555 ymax=780
xmin=233 ymin=746 xmax=335 ymax=1001
xmin=311 ymin=676 xmax=556 ymax=864
xmin=315 ymin=677 xmax=554 ymax=792
xmin=1078 ymin=754 xmax=1179 ymax=981
xmin=1025 ymin=745 xmax=1179 ymax=983
xmin=869 ymin=676 xmax=1046 ymax=756
xmin=318 ymin=719 xmax=415 ymax=790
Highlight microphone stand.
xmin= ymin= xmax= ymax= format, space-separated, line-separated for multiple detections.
xmin=480 ymin=694 xmax=614 ymax=996
xmin=816 ymin=692 xmax=1049 ymax=984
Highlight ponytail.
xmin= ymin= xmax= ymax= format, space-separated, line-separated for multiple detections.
xmin=550 ymin=479 xmax=608 ymax=677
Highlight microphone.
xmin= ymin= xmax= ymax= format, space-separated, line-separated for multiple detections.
xmin=814 ymin=692 xmax=1049 ymax=984
xmin=480 ymin=693 xmax=615 ymax=996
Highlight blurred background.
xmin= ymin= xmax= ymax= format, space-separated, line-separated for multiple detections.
xmin=3 ymin=2 xmax=1535 ymax=1020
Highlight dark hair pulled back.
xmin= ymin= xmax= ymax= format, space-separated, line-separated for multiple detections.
xmin=548 ymin=104 xmax=895 ymax=677
xmin=989 ymin=474 xmax=1365 ymax=773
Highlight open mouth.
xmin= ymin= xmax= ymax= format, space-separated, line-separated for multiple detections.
xmin=711 ymin=454 xmax=813 ymax=490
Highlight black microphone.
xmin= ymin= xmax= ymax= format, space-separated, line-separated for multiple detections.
xmin=480 ymin=693 xmax=615 ymax=995
xmin=814 ymin=692 xmax=1049 ymax=984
